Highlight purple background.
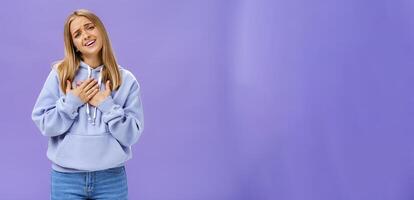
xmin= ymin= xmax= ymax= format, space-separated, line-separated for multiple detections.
xmin=1 ymin=0 xmax=414 ymax=199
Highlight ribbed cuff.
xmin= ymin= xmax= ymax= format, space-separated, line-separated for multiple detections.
xmin=64 ymin=92 xmax=84 ymax=115
xmin=97 ymin=96 xmax=116 ymax=113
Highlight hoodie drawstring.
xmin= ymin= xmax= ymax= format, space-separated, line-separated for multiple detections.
xmin=86 ymin=66 xmax=103 ymax=126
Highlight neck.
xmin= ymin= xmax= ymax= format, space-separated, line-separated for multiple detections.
xmin=81 ymin=54 xmax=102 ymax=68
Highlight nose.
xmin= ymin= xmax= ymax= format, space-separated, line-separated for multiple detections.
xmin=82 ymin=32 xmax=91 ymax=41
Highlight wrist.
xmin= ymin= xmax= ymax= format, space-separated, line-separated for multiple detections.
xmin=97 ymin=96 xmax=115 ymax=113
xmin=66 ymin=92 xmax=84 ymax=107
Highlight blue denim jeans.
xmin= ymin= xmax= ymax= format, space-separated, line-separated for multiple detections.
xmin=51 ymin=166 xmax=128 ymax=200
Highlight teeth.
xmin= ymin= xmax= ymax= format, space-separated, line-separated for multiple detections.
xmin=85 ymin=40 xmax=95 ymax=46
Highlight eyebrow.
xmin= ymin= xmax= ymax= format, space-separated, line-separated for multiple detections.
xmin=72 ymin=23 xmax=94 ymax=36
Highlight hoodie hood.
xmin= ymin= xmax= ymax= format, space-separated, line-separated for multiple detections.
xmin=79 ymin=60 xmax=104 ymax=72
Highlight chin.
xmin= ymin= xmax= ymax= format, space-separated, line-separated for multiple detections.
xmin=81 ymin=48 xmax=101 ymax=56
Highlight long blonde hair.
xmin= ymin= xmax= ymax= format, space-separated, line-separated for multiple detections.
xmin=56 ymin=9 xmax=121 ymax=93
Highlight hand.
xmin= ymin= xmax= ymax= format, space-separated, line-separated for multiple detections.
xmin=66 ymin=78 xmax=99 ymax=103
xmin=88 ymin=80 xmax=112 ymax=107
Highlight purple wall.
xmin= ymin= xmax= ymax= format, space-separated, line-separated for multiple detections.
xmin=0 ymin=0 xmax=413 ymax=199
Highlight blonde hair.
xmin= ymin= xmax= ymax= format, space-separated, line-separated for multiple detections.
xmin=56 ymin=9 xmax=121 ymax=93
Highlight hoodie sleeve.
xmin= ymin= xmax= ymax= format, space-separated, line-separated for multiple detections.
xmin=97 ymin=78 xmax=144 ymax=147
xmin=32 ymin=69 xmax=84 ymax=137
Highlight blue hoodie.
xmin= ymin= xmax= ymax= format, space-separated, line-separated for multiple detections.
xmin=32 ymin=61 xmax=144 ymax=172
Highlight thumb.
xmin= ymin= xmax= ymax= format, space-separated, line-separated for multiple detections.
xmin=105 ymin=80 xmax=111 ymax=92
xmin=66 ymin=80 xmax=71 ymax=93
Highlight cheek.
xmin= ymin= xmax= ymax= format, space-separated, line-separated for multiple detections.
xmin=72 ymin=38 xmax=82 ymax=49
xmin=93 ymin=30 xmax=102 ymax=41
xmin=98 ymin=37 xmax=103 ymax=46
xmin=95 ymin=36 xmax=103 ymax=48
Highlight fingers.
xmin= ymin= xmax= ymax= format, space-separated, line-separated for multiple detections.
xmin=75 ymin=79 xmax=111 ymax=103
xmin=78 ymin=78 xmax=94 ymax=90
xmin=83 ymin=79 xmax=98 ymax=92
xmin=87 ymin=88 xmax=99 ymax=99
xmin=79 ymin=87 xmax=98 ymax=102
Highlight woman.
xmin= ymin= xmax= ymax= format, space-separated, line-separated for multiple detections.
xmin=32 ymin=9 xmax=144 ymax=199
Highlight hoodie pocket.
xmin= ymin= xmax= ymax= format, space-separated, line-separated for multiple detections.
xmin=52 ymin=133 xmax=129 ymax=171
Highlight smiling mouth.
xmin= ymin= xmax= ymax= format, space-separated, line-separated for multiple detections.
xmin=84 ymin=39 xmax=96 ymax=46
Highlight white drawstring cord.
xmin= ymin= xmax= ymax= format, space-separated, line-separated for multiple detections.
xmin=86 ymin=66 xmax=103 ymax=126
xmin=86 ymin=67 xmax=92 ymax=122
xmin=92 ymin=67 xmax=103 ymax=125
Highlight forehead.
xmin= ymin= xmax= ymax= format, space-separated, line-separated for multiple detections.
xmin=70 ymin=16 xmax=93 ymax=33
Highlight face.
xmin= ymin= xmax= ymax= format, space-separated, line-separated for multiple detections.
xmin=70 ymin=16 xmax=103 ymax=58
